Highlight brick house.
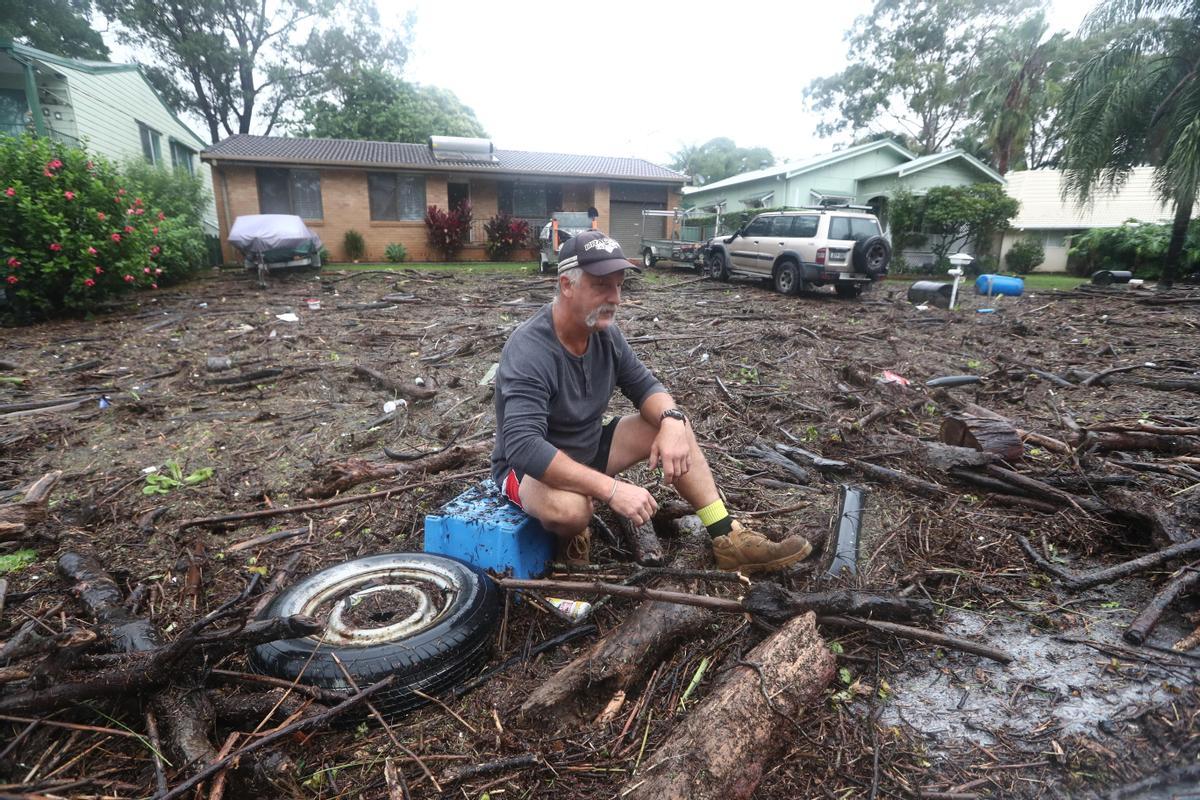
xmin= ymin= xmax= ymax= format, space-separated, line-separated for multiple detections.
xmin=200 ymin=134 xmax=687 ymax=263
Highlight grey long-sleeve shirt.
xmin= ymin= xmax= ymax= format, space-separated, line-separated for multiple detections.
xmin=490 ymin=303 xmax=666 ymax=484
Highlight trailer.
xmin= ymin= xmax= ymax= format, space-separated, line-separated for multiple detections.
xmin=638 ymin=208 xmax=714 ymax=272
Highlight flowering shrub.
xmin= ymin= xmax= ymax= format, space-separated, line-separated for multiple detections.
xmin=0 ymin=134 xmax=206 ymax=320
xmin=424 ymin=201 xmax=472 ymax=260
xmin=483 ymin=212 xmax=531 ymax=262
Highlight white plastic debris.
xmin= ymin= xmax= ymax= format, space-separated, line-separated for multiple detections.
xmin=275 ymin=312 xmax=299 ymax=322
xmin=382 ymin=399 xmax=408 ymax=414
xmin=480 ymin=362 xmax=499 ymax=386
xmin=414 ymin=377 xmax=425 ymax=387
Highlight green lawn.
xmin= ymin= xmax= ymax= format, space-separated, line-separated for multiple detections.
xmin=326 ymin=261 xmax=538 ymax=274
xmin=885 ymin=273 xmax=1085 ymax=291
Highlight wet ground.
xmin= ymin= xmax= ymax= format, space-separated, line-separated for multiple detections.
xmin=1 ymin=265 xmax=1199 ymax=799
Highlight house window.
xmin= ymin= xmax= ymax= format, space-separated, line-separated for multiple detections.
xmin=138 ymin=122 xmax=163 ymax=165
xmin=169 ymin=140 xmax=195 ymax=175
xmin=368 ymin=173 xmax=426 ymax=221
xmin=513 ymin=185 xmax=547 ymax=218
xmin=257 ymin=168 xmax=323 ymax=219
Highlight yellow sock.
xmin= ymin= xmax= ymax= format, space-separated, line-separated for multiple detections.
xmin=697 ymin=499 xmax=733 ymax=536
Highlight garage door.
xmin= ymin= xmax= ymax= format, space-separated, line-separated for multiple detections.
xmin=609 ymin=201 xmax=665 ymax=258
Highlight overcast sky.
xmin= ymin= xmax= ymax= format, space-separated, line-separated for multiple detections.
xmin=397 ymin=0 xmax=1100 ymax=166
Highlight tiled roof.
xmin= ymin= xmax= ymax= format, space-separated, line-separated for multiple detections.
xmin=201 ymin=134 xmax=686 ymax=183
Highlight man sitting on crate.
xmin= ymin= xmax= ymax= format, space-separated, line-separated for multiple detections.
xmin=491 ymin=229 xmax=812 ymax=572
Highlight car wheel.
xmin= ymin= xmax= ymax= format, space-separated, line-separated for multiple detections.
xmin=773 ymin=260 xmax=802 ymax=295
xmin=835 ymin=282 xmax=863 ymax=299
xmin=853 ymin=236 xmax=892 ymax=276
xmin=707 ymin=251 xmax=729 ymax=282
xmin=250 ymin=553 xmax=499 ymax=719
xmin=642 ymin=249 xmax=656 ymax=268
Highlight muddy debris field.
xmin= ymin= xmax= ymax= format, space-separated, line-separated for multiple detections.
xmin=1 ymin=266 xmax=1199 ymax=800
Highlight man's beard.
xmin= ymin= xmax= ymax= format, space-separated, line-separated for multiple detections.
xmin=585 ymin=303 xmax=617 ymax=329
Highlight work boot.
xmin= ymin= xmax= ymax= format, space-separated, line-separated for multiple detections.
xmin=556 ymin=527 xmax=591 ymax=569
xmin=711 ymin=521 xmax=812 ymax=575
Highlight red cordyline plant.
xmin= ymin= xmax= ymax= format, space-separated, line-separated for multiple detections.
xmin=483 ymin=212 xmax=532 ymax=262
xmin=424 ymin=201 xmax=473 ymax=260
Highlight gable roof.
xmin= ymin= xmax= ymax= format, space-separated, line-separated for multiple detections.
xmin=0 ymin=40 xmax=208 ymax=149
xmin=1005 ymin=168 xmax=1180 ymax=229
xmin=860 ymin=148 xmax=1004 ymax=184
xmin=681 ymin=138 xmax=916 ymax=195
xmin=201 ymin=134 xmax=687 ymax=183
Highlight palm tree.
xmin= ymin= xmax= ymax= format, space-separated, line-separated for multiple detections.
xmin=1060 ymin=0 xmax=1200 ymax=286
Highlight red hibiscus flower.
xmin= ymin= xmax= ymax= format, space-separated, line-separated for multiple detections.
xmin=4 ymin=187 xmax=13 ymax=197
xmin=6 ymin=276 xmax=16 ymax=285
xmin=111 ymin=233 xmax=121 ymax=242
xmin=64 ymin=191 xmax=75 ymax=200
xmin=84 ymin=278 xmax=95 ymax=287
xmin=123 ymin=274 xmax=134 ymax=282
xmin=6 ymin=257 xmax=19 ymax=268
xmin=49 ymin=243 xmax=62 ymax=252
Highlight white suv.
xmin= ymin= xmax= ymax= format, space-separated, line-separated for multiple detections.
xmin=705 ymin=207 xmax=891 ymax=298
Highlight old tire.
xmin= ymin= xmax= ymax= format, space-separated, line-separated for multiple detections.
xmin=642 ymin=249 xmax=656 ymax=268
xmin=249 ymin=553 xmax=499 ymax=718
xmin=773 ymin=260 xmax=802 ymax=295
xmin=708 ymin=251 xmax=729 ymax=282
xmin=835 ymin=282 xmax=863 ymax=299
xmin=853 ymin=236 xmax=892 ymax=276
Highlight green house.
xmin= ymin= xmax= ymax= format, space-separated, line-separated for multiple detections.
xmin=0 ymin=40 xmax=217 ymax=233
xmin=681 ymin=138 xmax=1003 ymax=248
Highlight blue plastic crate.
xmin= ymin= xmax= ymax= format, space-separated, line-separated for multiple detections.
xmin=423 ymin=480 xmax=556 ymax=579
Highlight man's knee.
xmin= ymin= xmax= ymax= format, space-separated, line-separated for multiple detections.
xmin=532 ymin=491 xmax=593 ymax=535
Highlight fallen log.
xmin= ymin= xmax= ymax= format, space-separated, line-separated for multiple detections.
xmin=1084 ymin=430 xmax=1200 ymax=456
xmin=620 ymin=612 xmax=834 ymax=800
xmin=303 ymin=440 xmax=490 ymax=498
xmin=742 ymin=583 xmax=931 ymax=623
xmin=57 ymin=552 xmax=217 ymax=769
xmin=614 ymin=515 xmax=665 ymax=566
xmin=1124 ymin=562 xmax=1200 ymax=645
xmin=0 ymin=614 xmax=321 ymax=714
xmin=744 ymin=442 xmax=813 ymax=484
xmin=1017 ymin=534 xmax=1200 ymax=591
xmin=941 ymin=414 xmax=1023 ymax=462
xmin=847 ymin=458 xmax=946 ymax=500
xmin=351 ymin=363 xmax=438 ymax=403
xmin=0 ymin=470 xmax=63 ymax=540
xmin=516 ymin=533 xmax=715 ymax=732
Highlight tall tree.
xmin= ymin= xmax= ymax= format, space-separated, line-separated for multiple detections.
xmin=0 ymin=0 xmax=109 ymax=60
xmin=806 ymin=0 xmax=1036 ymax=154
xmin=96 ymin=0 xmax=408 ymax=144
xmin=669 ymin=138 xmax=774 ymax=185
xmin=1060 ymin=0 xmax=1200 ymax=286
xmin=298 ymin=67 xmax=485 ymax=142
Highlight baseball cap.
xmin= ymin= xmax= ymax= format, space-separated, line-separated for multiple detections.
xmin=557 ymin=229 xmax=641 ymax=276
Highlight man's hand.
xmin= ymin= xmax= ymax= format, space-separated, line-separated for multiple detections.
xmin=648 ymin=420 xmax=692 ymax=484
xmin=608 ymin=480 xmax=658 ymax=526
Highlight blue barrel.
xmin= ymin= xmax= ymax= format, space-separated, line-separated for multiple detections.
xmin=975 ymin=274 xmax=1024 ymax=296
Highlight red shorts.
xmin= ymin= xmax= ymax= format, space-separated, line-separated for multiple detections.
xmin=502 ymin=468 xmax=524 ymax=510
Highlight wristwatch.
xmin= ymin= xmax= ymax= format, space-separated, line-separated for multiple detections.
xmin=660 ymin=407 xmax=688 ymax=425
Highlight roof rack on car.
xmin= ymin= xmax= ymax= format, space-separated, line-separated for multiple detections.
xmin=798 ymin=203 xmax=876 ymax=212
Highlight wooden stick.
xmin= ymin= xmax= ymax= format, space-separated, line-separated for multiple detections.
xmin=817 ymin=615 xmax=1013 ymax=664
xmin=497 ymin=578 xmax=744 ymax=613
xmin=1124 ymin=563 xmax=1200 ymax=645
xmin=155 ymin=675 xmax=396 ymax=800
xmin=1018 ymin=534 xmax=1200 ymax=591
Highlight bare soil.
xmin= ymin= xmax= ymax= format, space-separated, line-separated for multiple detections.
xmin=1 ymin=266 xmax=1198 ymax=799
